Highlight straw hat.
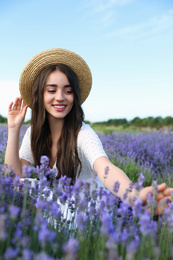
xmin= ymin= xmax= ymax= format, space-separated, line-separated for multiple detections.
xmin=19 ymin=48 xmax=92 ymax=108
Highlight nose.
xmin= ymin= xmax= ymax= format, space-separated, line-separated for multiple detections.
xmin=55 ymin=89 xmax=64 ymax=101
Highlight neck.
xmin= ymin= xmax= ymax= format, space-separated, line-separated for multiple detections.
xmin=48 ymin=116 xmax=64 ymax=143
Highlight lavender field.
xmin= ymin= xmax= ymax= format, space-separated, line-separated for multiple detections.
xmin=0 ymin=125 xmax=173 ymax=260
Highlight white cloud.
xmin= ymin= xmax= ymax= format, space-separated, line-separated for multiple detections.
xmin=107 ymin=9 xmax=173 ymax=39
xmin=92 ymin=0 xmax=131 ymax=13
xmin=80 ymin=0 xmax=132 ymax=28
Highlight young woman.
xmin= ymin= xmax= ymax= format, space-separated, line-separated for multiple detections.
xmin=5 ymin=48 xmax=172 ymax=213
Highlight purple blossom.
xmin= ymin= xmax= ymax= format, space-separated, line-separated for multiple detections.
xmin=118 ymin=200 xmax=130 ymax=216
xmin=22 ymin=249 xmax=33 ymax=260
xmin=35 ymin=252 xmax=55 ymax=260
xmin=99 ymin=130 xmax=173 ymax=182
xmin=138 ymin=172 xmax=145 ymax=186
xmin=1 ymin=126 xmax=173 ymax=259
xmin=100 ymin=212 xmax=114 ymax=235
xmin=22 ymin=164 xmax=34 ymax=178
xmin=139 ymin=213 xmax=157 ymax=237
xmin=78 ymin=200 xmax=89 ymax=212
xmin=162 ymin=203 xmax=173 ymax=231
xmin=0 ymin=214 xmax=7 ymax=241
xmin=20 ymin=236 xmax=30 ymax=247
xmin=132 ymin=197 xmax=143 ymax=218
xmin=49 ymin=201 xmax=62 ymax=218
xmin=12 ymin=225 xmax=23 ymax=243
xmin=40 ymin=155 xmax=50 ymax=167
xmin=38 ymin=223 xmax=56 ymax=245
xmin=63 ymin=237 xmax=79 ymax=256
xmin=59 ymin=193 xmax=68 ymax=205
xmin=3 ymin=247 xmax=19 ymax=259
xmin=104 ymin=166 xmax=109 ymax=179
xmin=76 ymin=213 xmax=88 ymax=232
xmin=120 ymin=228 xmax=129 ymax=243
xmin=126 ymin=236 xmax=140 ymax=260
xmin=147 ymin=192 xmax=157 ymax=210
xmin=152 ymin=180 xmax=158 ymax=197
xmin=113 ymin=181 xmax=120 ymax=193
xmin=9 ymin=205 xmax=20 ymax=220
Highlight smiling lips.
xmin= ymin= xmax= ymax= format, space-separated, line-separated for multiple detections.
xmin=52 ymin=104 xmax=66 ymax=112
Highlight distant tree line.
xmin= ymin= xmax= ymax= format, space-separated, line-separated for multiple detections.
xmin=1 ymin=114 xmax=173 ymax=127
xmin=89 ymin=116 xmax=173 ymax=128
xmin=0 ymin=115 xmax=7 ymax=123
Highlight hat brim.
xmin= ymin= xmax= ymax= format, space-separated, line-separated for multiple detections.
xmin=19 ymin=48 xmax=92 ymax=108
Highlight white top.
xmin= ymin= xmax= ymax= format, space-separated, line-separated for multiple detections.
xmin=19 ymin=123 xmax=107 ymax=181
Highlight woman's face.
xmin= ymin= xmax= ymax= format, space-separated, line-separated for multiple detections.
xmin=43 ymin=70 xmax=74 ymax=122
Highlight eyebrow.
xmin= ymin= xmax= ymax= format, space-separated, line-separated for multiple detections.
xmin=45 ymin=84 xmax=72 ymax=88
xmin=45 ymin=84 xmax=57 ymax=87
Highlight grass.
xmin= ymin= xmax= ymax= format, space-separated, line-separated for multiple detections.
xmin=90 ymin=123 xmax=171 ymax=134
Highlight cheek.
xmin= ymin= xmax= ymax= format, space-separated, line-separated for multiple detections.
xmin=43 ymin=92 xmax=51 ymax=103
xmin=68 ymin=94 xmax=74 ymax=105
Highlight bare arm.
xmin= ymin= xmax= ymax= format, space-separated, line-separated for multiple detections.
xmin=94 ymin=156 xmax=131 ymax=199
xmin=5 ymin=97 xmax=29 ymax=177
xmin=94 ymin=156 xmax=167 ymax=207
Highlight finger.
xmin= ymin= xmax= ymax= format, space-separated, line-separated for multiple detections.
xmin=154 ymin=206 xmax=165 ymax=215
xmin=143 ymin=183 xmax=167 ymax=194
xmin=16 ymin=97 xmax=22 ymax=111
xmin=22 ymin=100 xmax=28 ymax=110
xmin=157 ymin=183 xmax=167 ymax=192
xmin=155 ymin=192 xmax=165 ymax=201
xmin=163 ymin=188 xmax=173 ymax=196
xmin=13 ymin=97 xmax=19 ymax=110
xmin=21 ymin=103 xmax=28 ymax=117
xmin=147 ymin=201 xmax=165 ymax=215
xmin=8 ymin=102 xmax=14 ymax=111
xmin=154 ymin=199 xmax=168 ymax=215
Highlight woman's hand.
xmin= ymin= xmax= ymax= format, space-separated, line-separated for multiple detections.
xmin=138 ymin=183 xmax=167 ymax=204
xmin=138 ymin=183 xmax=173 ymax=215
xmin=8 ymin=97 xmax=28 ymax=129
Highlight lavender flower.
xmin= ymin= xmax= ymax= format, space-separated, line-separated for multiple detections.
xmin=152 ymin=180 xmax=158 ymax=197
xmin=132 ymin=197 xmax=143 ymax=218
xmin=0 ymin=214 xmax=7 ymax=241
xmin=40 ymin=155 xmax=50 ymax=167
xmin=49 ymin=201 xmax=62 ymax=218
xmin=104 ymin=166 xmax=109 ymax=179
xmin=76 ymin=213 xmax=88 ymax=232
xmin=38 ymin=223 xmax=56 ymax=245
xmin=113 ymin=181 xmax=120 ymax=193
xmin=1 ymin=126 xmax=173 ymax=259
xmin=3 ymin=247 xmax=19 ymax=259
xmin=100 ymin=212 xmax=113 ymax=235
xmin=35 ymin=252 xmax=55 ymax=260
xmin=139 ymin=212 xmax=157 ymax=237
xmin=146 ymin=193 xmax=157 ymax=212
xmin=22 ymin=249 xmax=33 ymax=260
xmin=126 ymin=236 xmax=140 ymax=260
xmin=22 ymin=164 xmax=34 ymax=178
xmin=63 ymin=237 xmax=79 ymax=260
xmin=8 ymin=205 xmax=20 ymax=220
xmin=138 ymin=172 xmax=145 ymax=187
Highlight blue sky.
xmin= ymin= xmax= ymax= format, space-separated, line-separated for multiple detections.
xmin=0 ymin=0 xmax=173 ymax=122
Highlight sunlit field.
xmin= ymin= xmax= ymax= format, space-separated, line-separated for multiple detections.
xmin=0 ymin=125 xmax=173 ymax=260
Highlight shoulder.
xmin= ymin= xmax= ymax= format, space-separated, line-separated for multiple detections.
xmin=78 ymin=122 xmax=96 ymax=137
xmin=77 ymin=122 xmax=107 ymax=168
xmin=77 ymin=122 xmax=101 ymax=145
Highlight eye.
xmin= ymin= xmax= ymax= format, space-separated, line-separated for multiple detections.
xmin=47 ymin=89 xmax=56 ymax=93
xmin=65 ymin=90 xmax=73 ymax=94
xmin=65 ymin=88 xmax=73 ymax=94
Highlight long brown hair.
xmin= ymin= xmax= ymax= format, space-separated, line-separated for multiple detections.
xmin=31 ymin=64 xmax=84 ymax=184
